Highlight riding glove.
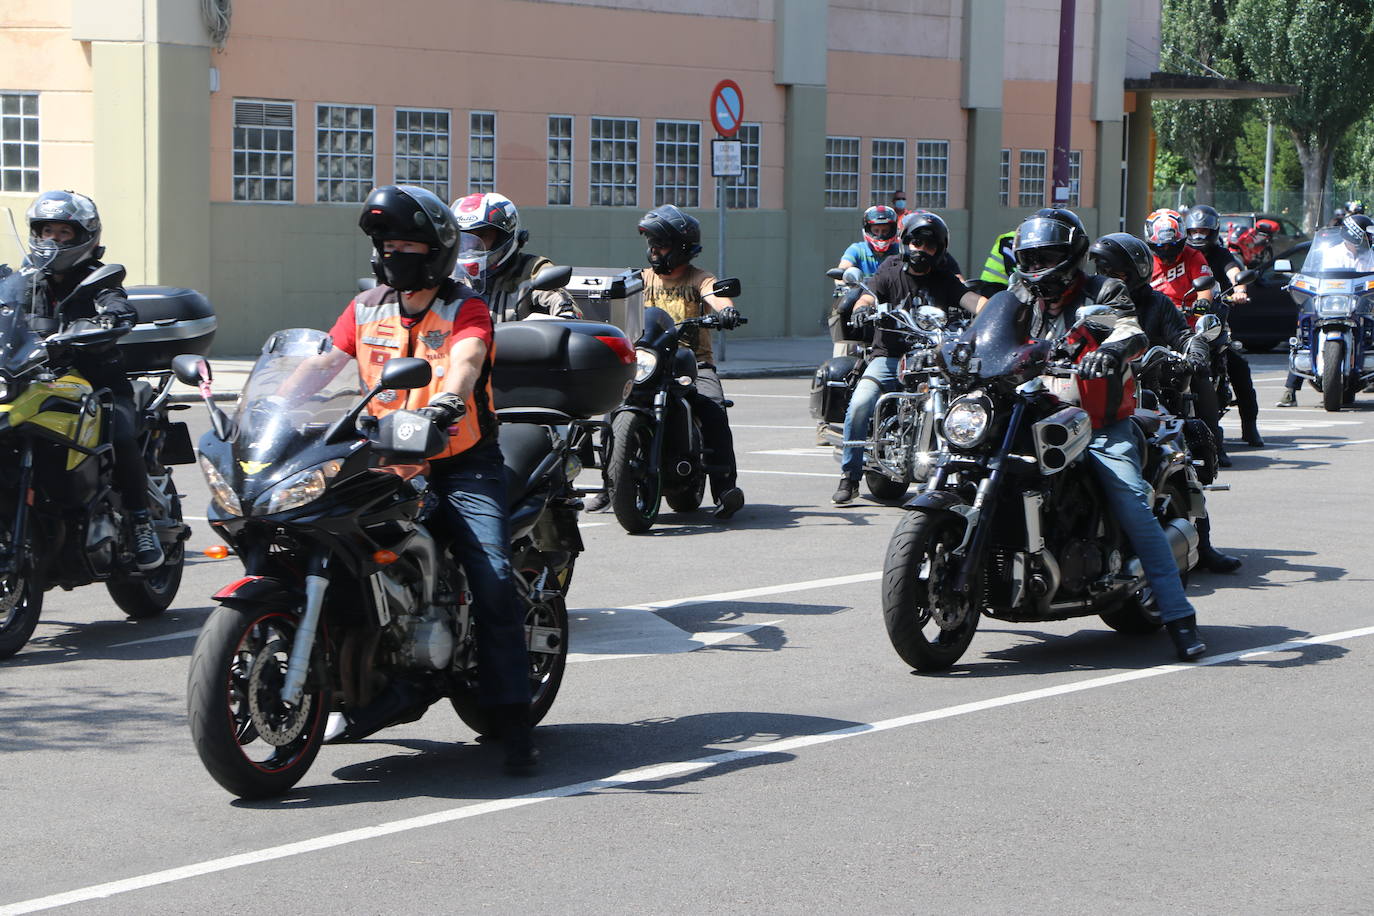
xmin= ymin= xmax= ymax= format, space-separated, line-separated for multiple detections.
xmin=718 ymin=306 xmax=742 ymax=330
xmin=419 ymin=392 xmax=467 ymax=429
xmin=1078 ymin=347 xmax=1121 ymax=380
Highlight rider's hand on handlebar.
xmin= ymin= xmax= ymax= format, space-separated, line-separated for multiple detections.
xmin=849 ymin=304 xmax=876 ymax=328
xmin=718 ymin=306 xmax=743 ymax=330
xmin=418 ymin=392 xmax=467 ymax=430
xmin=1078 ymin=348 xmax=1120 ymax=380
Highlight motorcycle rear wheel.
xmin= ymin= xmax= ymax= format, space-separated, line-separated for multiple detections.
xmin=187 ymin=605 xmax=330 ymax=799
xmin=882 ymin=509 xmax=979 ymax=672
xmin=609 ymin=412 xmax=661 ymax=533
xmin=864 ymin=470 xmax=910 ymax=502
xmin=1322 ymin=338 xmax=1344 ymax=412
xmin=0 ymin=554 xmax=43 ymax=661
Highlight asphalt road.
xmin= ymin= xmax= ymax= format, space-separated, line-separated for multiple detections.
xmin=4 ymin=353 xmax=1373 ymax=914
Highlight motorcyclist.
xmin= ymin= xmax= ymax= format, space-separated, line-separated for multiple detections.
xmin=449 ymin=191 xmax=579 ymax=322
xmin=1327 ymin=207 xmax=1348 ymax=228
xmin=281 ymin=185 xmax=539 ymax=773
xmin=830 ymin=210 xmax=984 ymax=505
xmin=1089 ymin=232 xmax=1242 ymax=574
xmin=636 ymin=203 xmax=746 ymax=520
xmin=1347 ymin=199 xmax=1366 ymax=216
xmin=17 ymin=190 xmax=163 ymax=571
xmin=828 ymin=206 xmax=902 ymax=354
xmin=1185 ymin=205 xmax=1264 ymax=449
xmin=971 ymin=227 xmax=1018 ymax=297
xmin=1009 ymin=208 xmax=1206 ymax=660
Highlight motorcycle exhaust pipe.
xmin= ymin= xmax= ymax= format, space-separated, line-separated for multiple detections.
xmin=1041 ymin=447 xmax=1066 ymax=471
xmin=1164 ymin=518 xmax=1200 ymax=573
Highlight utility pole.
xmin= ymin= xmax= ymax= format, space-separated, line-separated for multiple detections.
xmin=1050 ymin=0 xmax=1076 ymax=207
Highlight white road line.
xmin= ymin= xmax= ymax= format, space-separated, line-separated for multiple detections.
xmin=1281 ymin=437 xmax=1374 ymax=451
xmin=750 ymin=448 xmax=833 ymax=457
xmin=11 ymin=623 xmax=1373 ymax=915
xmin=732 ymin=425 xmax=818 ymax=430
xmin=735 ymin=469 xmax=837 ymax=478
xmin=726 ymin=393 xmax=809 ymax=399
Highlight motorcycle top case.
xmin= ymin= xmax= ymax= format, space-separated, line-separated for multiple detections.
xmin=492 ymin=318 xmax=635 ymax=418
xmin=810 ymin=355 xmax=858 ymax=424
xmin=121 ymin=286 xmax=217 ymax=372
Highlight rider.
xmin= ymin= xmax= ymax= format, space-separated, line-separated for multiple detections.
xmin=449 ymin=191 xmax=579 ymax=322
xmin=830 ymin=206 xmax=902 ymax=354
xmin=830 ymin=210 xmax=984 ymax=505
xmin=19 ymin=190 xmax=163 ymax=571
xmin=1184 ymin=204 xmax=1264 ymax=449
xmin=1010 ymin=209 xmax=1206 ymax=660
xmin=286 ymin=185 xmax=538 ymax=773
xmin=1088 ymin=232 xmax=1242 ymax=574
xmin=637 ymin=204 xmax=746 ymax=520
xmin=972 ymin=226 xmax=1018 ymax=297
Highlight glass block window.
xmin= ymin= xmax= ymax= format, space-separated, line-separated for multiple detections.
xmin=547 ymin=115 xmax=573 ymax=206
xmin=870 ymin=139 xmax=905 ymax=206
xmin=1 ymin=93 xmax=39 ymax=193
xmin=723 ymin=122 xmax=760 ymax=209
xmin=394 ymin=108 xmax=450 ymax=200
xmin=914 ymin=140 xmax=949 ymax=208
xmin=589 ymin=117 xmax=638 ymax=207
xmin=469 ymin=111 xmax=496 ymax=194
xmin=233 ymin=99 xmax=295 ymax=202
xmin=999 ymin=148 xmax=1011 ymax=207
xmin=1067 ymin=150 xmax=1082 ymax=207
xmin=654 ymin=120 xmax=700 ymax=207
xmin=825 ymin=136 xmax=860 ymax=209
xmin=1018 ymin=149 xmax=1047 ymax=208
xmin=315 ymin=104 xmax=374 ymax=204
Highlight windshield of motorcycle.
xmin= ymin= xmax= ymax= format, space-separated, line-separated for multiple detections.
xmin=1297 ymin=228 xmax=1374 ymax=278
xmin=228 ymin=327 xmax=365 ymax=498
xmin=941 ymin=291 xmax=1051 ymax=383
xmin=0 ymin=271 xmax=45 ymax=375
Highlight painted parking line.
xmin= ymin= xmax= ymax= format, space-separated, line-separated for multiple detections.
xmin=11 ymin=623 xmax=1373 ymax=915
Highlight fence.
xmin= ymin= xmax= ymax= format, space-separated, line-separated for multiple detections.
xmin=1150 ymin=186 xmax=1374 ymax=230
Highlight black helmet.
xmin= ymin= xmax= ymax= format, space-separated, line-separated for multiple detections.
xmin=359 ymin=185 xmax=460 ymax=291
xmin=897 ymin=210 xmax=949 ymax=273
xmin=638 ymin=204 xmax=702 ymax=275
xmin=1347 ymin=199 xmax=1366 ymax=215
xmin=1340 ymin=214 xmax=1373 ymax=250
xmin=1184 ymin=205 xmax=1221 ymax=249
xmin=1089 ymin=233 xmax=1155 ymax=293
xmin=1013 ymin=208 xmax=1088 ymax=299
xmin=26 ymin=190 xmax=104 ymax=274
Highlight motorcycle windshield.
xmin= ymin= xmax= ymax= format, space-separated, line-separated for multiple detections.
xmin=229 ymin=328 xmax=366 ymax=501
xmin=941 ymin=292 xmax=1050 ymax=383
xmin=1296 ymin=228 xmax=1374 ymax=279
xmin=0 ymin=272 xmax=46 ymax=375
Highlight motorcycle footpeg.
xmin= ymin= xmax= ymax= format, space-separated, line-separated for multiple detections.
xmin=1202 ymin=483 xmax=1231 ymax=491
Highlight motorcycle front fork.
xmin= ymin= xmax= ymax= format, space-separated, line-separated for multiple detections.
xmin=1 ymin=444 xmax=34 ymax=574
xmin=281 ymin=551 xmax=331 ymax=707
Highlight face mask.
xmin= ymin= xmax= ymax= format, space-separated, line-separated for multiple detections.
xmin=380 ymin=250 xmax=431 ymax=292
xmin=903 ymin=246 xmax=935 ymax=273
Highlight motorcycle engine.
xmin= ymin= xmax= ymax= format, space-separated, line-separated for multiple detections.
xmin=85 ymin=506 xmax=119 ymax=575
xmin=1057 ymin=538 xmax=1105 ymax=596
xmin=394 ymin=608 xmax=456 ymax=670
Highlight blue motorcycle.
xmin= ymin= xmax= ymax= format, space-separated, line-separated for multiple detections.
xmin=1285 ymin=227 xmax=1374 ymax=412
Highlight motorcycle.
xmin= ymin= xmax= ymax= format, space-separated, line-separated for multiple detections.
xmin=881 ymin=297 xmax=1205 ymax=672
xmin=605 ymin=278 xmax=744 ymax=533
xmin=1282 ymin=227 xmax=1374 ymax=411
xmin=0 ymin=265 xmax=194 ymax=659
xmin=179 ymin=319 xmax=631 ymax=798
xmin=1132 ymin=318 xmax=1228 ymax=486
xmin=811 ymin=267 xmax=962 ymax=501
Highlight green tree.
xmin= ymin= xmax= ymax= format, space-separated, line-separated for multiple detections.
xmin=1153 ymin=0 xmax=1248 ymax=204
xmin=1235 ymin=114 xmax=1303 ymax=200
xmin=1333 ymin=117 xmax=1374 ymax=192
xmin=1230 ymin=0 xmax=1374 ymax=230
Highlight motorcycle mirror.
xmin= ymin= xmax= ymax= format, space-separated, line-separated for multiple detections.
xmin=1074 ymin=303 xmax=1118 ymax=332
xmin=1191 ymin=275 xmax=1217 ymax=293
xmin=378 ymin=356 xmax=432 ymax=390
xmin=1194 ymin=313 xmax=1223 ymax=342
xmin=78 ymin=263 xmax=127 ymax=291
xmin=1273 ymin=259 xmax=1293 ymax=273
xmin=172 ymin=353 xmax=212 ymax=386
xmin=841 ymin=267 xmax=864 ymax=287
xmin=825 ymin=267 xmax=845 ymax=281
xmin=914 ymin=305 xmax=945 ymax=332
xmin=1235 ymin=268 xmax=1258 ymax=285
xmin=711 ymin=277 xmax=741 ymax=298
xmin=529 ymin=264 xmax=573 ymax=292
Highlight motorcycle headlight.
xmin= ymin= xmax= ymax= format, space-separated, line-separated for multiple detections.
xmin=198 ymin=454 xmax=243 ymax=517
xmin=0 ymin=375 xmax=10 ymax=403
xmin=258 ymin=459 xmax=344 ymax=515
xmin=633 ymin=347 xmax=658 ymax=384
xmin=943 ymin=395 xmax=992 ymax=450
xmin=1316 ymin=295 xmax=1353 ymax=317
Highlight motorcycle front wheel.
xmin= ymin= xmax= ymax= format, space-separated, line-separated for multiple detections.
xmin=0 ymin=552 xmax=44 ymax=661
xmin=882 ymin=509 xmax=979 ymax=672
xmin=1322 ymin=338 xmax=1344 ymax=412
xmin=187 ymin=605 xmax=330 ymax=799
xmin=609 ymin=412 xmax=661 ymax=533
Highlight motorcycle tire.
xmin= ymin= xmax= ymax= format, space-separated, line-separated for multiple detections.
xmin=187 ymin=605 xmax=330 ymax=799
xmin=864 ymin=470 xmax=910 ymax=502
xmin=881 ymin=509 xmax=979 ymax=672
xmin=609 ymin=412 xmax=661 ymax=534
xmin=107 ymin=542 xmax=184 ymax=619
xmin=1322 ymin=338 xmax=1344 ymax=412
xmin=0 ymin=553 xmax=44 ymax=661
xmin=665 ymin=473 xmax=706 ymax=513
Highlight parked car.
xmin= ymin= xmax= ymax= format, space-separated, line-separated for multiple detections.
xmin=1228 ymin=240 xmax=1308 ymax=352
xmin=1218 ymin=212 xmax=1307 ymax=259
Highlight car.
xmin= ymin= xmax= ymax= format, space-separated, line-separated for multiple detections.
xmin=1227 ymin=240 xmax=1308 ymax=352
xmin=1218 ymin=212 xmax=1307 ymax=259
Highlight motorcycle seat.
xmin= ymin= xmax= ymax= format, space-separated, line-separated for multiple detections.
xmin=500 ymin=421 xmax=557 ymax=509
xmin=497 ymin=406 xmax=574 ymax=427
xmin=1131 ymin=408 xmax=1164 ymax=438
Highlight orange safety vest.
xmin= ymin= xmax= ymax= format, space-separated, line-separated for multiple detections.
xmin=352 ymin=284 xmax=495 ymax=460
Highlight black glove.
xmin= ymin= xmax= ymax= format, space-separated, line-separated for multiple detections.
xmin=849 ymin=304 xmax=875 ymax=327
xmin=418 ymin=392 xmax=467 ymax=429
xmin=718 ymin=306 xmax=742 ymax=330
xmin=1078 ymin=347 xmax=1121 ymax=380
xmin=1184 ymin=335 xmax=1211 ymax=372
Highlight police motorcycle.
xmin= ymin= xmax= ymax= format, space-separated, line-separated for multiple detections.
xmin=811 ymin=267 xmax=960 ymax=500
xmin=605 ymin=278 xmax=744 ymax=534
xmin=1281 ymin=227 xmax=1374 ymax=411
xmin=881 ymin=296 xmax=1204 ymax=672
xmin=0 ymin=265 xmax=196 ymax=660
xmin=179 ymin=317 xmax=633 ymax=798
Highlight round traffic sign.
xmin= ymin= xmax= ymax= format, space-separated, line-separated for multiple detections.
xmin=710 ymin=79 xmax=744 ymax=138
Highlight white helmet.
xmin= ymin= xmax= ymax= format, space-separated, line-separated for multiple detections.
xmin=449 ymin=191 xmax=527 ymax=287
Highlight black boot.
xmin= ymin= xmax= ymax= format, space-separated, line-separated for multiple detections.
xmin=497 ymin=703 xmax=539 ymax=775
xmin=1215 ymin=440 xmax=1232 ymax=468
xmin=1195 ymin=517 xmax=1241 ymax=574
xmin=1166 ymin=615 xmax=1207 ymax=661
xmin=1241 ymin=418 xmax=1265 ymax=448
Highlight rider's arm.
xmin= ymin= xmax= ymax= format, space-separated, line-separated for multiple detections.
xmin=960 ymin=290 xmax=987 ymax=314
xmin=441 ymin=295 xmax=496 ymax=403
xmin=277 ymin=302 xmax=356 ymax=399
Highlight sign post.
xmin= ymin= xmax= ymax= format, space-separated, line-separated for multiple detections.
xmin=709 ymin=79 xmax=744 ymax=360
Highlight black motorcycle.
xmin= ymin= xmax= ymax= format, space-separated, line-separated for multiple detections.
xmin=881 ymin=298 xmax=1205 ymax=672
xmin=178 ymin=319 xmax=631 ymax=798
xmin=606 ymin=278 xmax=743 ymax=533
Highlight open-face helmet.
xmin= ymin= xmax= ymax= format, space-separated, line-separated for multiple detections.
xmin=26 ymin=190 xmax=103 ymax=274
xmin=1144 ymin=209 xmax=1187 ymax=264
xmin=862 ymin=205 xmax=899 ymax=253
xmin=638 ymin=204 xmax=702 ymax=275
xmin=358 ymin=185 xmax=460 ymax=291
xmin=1013 ymin=208 xmax=1088 ymax=299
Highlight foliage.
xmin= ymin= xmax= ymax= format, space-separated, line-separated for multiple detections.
xmin=1234 ymin=114 xmax=1303 ymax=192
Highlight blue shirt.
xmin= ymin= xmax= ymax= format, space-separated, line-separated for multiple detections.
xmin=840 ymin=241 xmax=895 ymax=276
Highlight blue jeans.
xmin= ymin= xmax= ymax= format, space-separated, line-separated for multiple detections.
xmin=430 ymin=440 xmax=532 ymax=707
xmin=1085 ymin=419 xmax=1196 ymax=623
xmin=841 ymin=356 xmax=901 ymax=478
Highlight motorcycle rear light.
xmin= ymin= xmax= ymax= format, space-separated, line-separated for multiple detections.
xmin=373 ymin=550 xmax=399 ymax=565
xmin=596 ymin=335 xmax=636 ymax=365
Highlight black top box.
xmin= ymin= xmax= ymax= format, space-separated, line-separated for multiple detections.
xmin=492 ymin=318 xmax=634 ymax=419
xmin=120 ymin=286 xmax=217 ymax=372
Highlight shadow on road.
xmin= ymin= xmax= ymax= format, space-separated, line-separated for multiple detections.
xmin=2 ymin=605 xmax=213 ymax=668
xmin=630 ymin=501 xmax=890 ymax=537
xmin=1184 ymin=547 xmax=1346 ymax=598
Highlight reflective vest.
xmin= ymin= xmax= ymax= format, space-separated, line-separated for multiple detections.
xmin=352 ymin=284 xmax=494 ymax=460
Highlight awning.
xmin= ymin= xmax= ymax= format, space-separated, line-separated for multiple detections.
xmin=1125 ymin=72 xmax=1298 ymax=100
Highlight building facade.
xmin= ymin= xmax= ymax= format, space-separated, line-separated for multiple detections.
xmin=0 ymin=0 xmax=1162 ymax=352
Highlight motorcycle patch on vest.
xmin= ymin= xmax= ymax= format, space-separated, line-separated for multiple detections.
xmin=419 ymin=329 xmax=450 ymax=352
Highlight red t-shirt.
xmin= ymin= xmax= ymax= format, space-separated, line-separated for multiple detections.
xmin=328 ymin=291 xmax=493 ymax=357
xmin=1149 ymin=246 xmax=1213 ymax=309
